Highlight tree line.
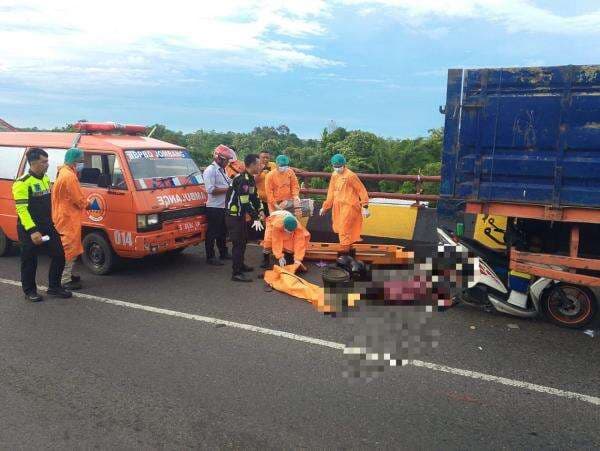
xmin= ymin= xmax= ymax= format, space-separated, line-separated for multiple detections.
xmin=147 ymin=124 xmax=442 ymax=196
xmin=32 ymin=122 xmax=442 ymax=196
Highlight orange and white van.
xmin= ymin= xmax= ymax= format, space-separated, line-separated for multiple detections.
xmin=0 ymin=122 xmax=208 ymax=274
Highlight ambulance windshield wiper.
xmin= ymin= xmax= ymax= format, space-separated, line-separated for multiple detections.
xmin=185 ymin=170 xmax=202 ymax=184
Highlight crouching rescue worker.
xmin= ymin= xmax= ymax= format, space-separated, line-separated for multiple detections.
xmin=261 ymin=210 xmax=310 ymax=272
xmin=225 ymin=154 xmax=265 ymax=282
xmin=52 ymin=147 xmax=88 ymax=290
xmin=12 ymin=148 xmax=71 ymax=302
xmin=265 ymin=154 xmax=301 ymax=217
xmin=319 ymin=154 xmax=370 ymax=254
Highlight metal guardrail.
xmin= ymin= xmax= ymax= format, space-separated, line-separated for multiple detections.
xmin=295 ymin=171 xmax=441 ymax=204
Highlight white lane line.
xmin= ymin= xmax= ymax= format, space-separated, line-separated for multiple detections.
xmin=0 ymin=278 xmax=344 ymax=350
xmin=1 ymin=277 xmax=599 ymax=407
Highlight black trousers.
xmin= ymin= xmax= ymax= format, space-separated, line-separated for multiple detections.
xmin=225 ymin=216 xmax=247 ymax=275
xmin=18 ymin=227 xmax=65 ymax=295
xmin=205 ymin=207 xmax=229 ymax=260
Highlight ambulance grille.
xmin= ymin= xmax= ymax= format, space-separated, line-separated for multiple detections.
xmin=160 ymin=206 xmax=206 ymax=222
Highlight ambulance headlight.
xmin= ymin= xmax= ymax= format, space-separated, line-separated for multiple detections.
xmin=137 ymin=214 xmax=161 ymax=232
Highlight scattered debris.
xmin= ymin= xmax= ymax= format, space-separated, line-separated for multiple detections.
xmin=477 ymin=346 xmax=483 ymax=351
xmin=583 ymin=329 xmax=599 ymax=338
xmin=507 ymin=323 xmax=520 ymax=329
xmin=315 ymin=261 xmax=328 ymax=268
xmin=469 ymin=325 xmax=477 ymax=330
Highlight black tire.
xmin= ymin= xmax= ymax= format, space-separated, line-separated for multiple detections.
xmin=0 ymin=228 xmax=12 ymax=257
xmin=541 ymin=283 xmax=597 ymax=329
xmin=82 ymin=232 xmax=116 ymax=275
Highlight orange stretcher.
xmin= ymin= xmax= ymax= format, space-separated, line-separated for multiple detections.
xmin=304 ymin=242 xmax=413 ymax=265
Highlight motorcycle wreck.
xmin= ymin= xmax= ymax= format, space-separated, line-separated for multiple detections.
xmin=437 ymin=228 xmax=597 ymax=329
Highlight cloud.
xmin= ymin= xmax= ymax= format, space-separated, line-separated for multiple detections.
xmin=1 ymin=0 xmax=598 ymax=92
xmin=342 ymin=0 xmax=600 ymax=35
xmin=0 ymin=0 xmax=338 ymax=88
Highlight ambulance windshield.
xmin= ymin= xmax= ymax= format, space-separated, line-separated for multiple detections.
xmin=124 ymin=149 xmax=204 ymax=190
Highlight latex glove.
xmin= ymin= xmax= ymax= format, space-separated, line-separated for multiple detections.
xmin=251 ymin=220 xmax=264 ymax=232
xmin=278 ymin=257 xmax=287 ymax=267
xmin=362 ymin=207 xmax=370 ymax=218
xmin=319 ymin=208 xmax=326 ymax=216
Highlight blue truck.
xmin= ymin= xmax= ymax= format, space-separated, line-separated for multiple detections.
xmin=439 ymin=64 xmax=600 ymax=327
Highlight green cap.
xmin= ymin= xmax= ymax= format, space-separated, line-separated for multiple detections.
xmin=283 ymin=215 xmax=298 ymax=232
xmin=64 ymin=147 xmax=83 ymax=164
xmin=331 ymin=153 xmax=346 ymax=167
xmin=276 ymin=154 xmax=290 ymax=167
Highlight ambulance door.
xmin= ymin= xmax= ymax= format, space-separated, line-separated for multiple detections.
xmin=80 ymin=152 xmax=134 ymax=254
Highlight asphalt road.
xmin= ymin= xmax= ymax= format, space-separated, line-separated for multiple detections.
xmin=1 ymin=244 xmax=599 ymax=449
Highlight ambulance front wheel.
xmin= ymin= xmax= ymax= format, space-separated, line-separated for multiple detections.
xmin=82 ymin=232 xmax=117 ymax=275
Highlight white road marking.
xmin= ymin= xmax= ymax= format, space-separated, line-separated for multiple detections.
xmin=1 ymin=277 xmax=599 ymax=407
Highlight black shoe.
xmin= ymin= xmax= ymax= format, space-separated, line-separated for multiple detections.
xmin=63 ymin=281 xmax=82 ymax=291
xmin=260 ymin=254 xmax=271 ymax=269
xmin=220 ymin=254 xmax=232 ymax=260
xmin=71 ymin=275 xmax=81 ymax=283
xmin=46 ymin=287 xmax=73 ymax=298
xmin=241 ymin=264 xmax=254 ymax=272
xmin=231 ymin=273 xmax=253 ymax=282
xmin=207 ymin=258 xmax=224 ymax=266
xmin=24 ymin=292 xmax=43 ymax=302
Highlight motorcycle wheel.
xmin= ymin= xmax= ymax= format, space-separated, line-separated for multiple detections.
xmin=541 ymin=283 xmax=597 ymax=329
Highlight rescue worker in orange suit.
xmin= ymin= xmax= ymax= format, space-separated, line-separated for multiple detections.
xmin=261 ymin=210 xmax=310 ymax=272
xmin=255 ymin=150 xmax=277 ymax=216
xmin=265 ymin=154 xmax=301 ymax=218
xmin=12 ymin=148 xmax=71 ymax=302
xmin=225 ymin=153 xmax=265 ymax=282
xmin=52 ymin=147 xmax=89 ymax=290
xmin=319 ymin=154 xmax=370 ymax=253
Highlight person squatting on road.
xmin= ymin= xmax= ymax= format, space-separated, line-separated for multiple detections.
xmin=265 ymin=154 xmax=302 ymax=218
xmin=203 ymin=145 xmax=235 ymax=266
xmin=12 ymin=147 xmax=71 ymax=302
xmin=320 ymin=154 xmax=370 ymax=254
xmin=225 ymin=153 xmax=265 ymax=282
xmin=261 ymin=210 xmax=311 ymax=271
xmin=51 ymin=147 xmax=89 ymax=291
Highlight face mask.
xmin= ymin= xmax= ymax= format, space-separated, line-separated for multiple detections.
xmin=334 ymin=167 xmax=344 ymax=174
xmin=76 ymin=163 xmax=85 ymax=172
xmin=278 ymin=166 xmax=289 ymax=172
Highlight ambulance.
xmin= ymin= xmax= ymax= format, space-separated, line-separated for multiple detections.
xmin=0 ymin=122 xmax=208 ymax=274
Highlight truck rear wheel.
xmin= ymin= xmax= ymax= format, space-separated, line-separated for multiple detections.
xmin=82 ymin=232 xmax=117 ymax=275
xmin=541 ymin=283 xmax=597 ymax=329
xmin=0 ymin=228 xmax=13 ymax=257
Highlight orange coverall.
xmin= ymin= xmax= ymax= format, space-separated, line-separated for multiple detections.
xmin=51 ymin=165 xmax=87 ymax=261
xmin=262 ymin=212 xmax=311 ymax=261
xmin=321 ymin=168 xmax=369 ymax=247
xmin=265 ymin=169 xmax=300 ymax=213
xmin=255 ymin=161 xmax=276 ymax=202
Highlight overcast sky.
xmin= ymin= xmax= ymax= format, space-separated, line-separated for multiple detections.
xmin=1 ymin=0 xmax=599 ymax=138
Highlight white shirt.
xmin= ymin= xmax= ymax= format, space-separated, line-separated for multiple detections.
xmin=203 ymin=162 xmax=231 ymax=208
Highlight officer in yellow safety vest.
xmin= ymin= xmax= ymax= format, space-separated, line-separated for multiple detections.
xmin=12 ymin=148 xmax=72 ymax=302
